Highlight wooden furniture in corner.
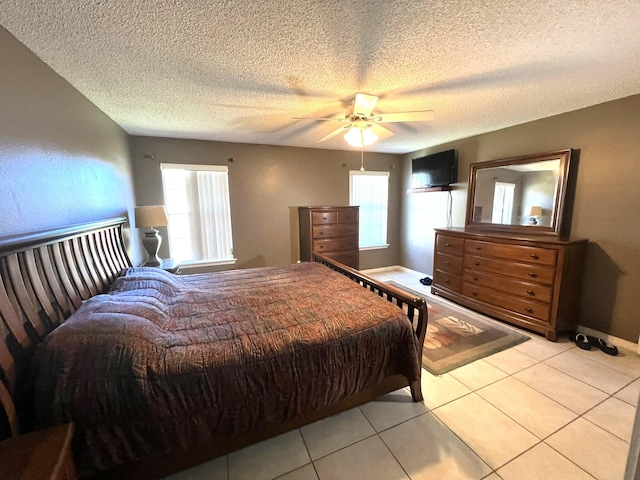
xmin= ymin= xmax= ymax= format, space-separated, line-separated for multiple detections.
xmin=298 ymin=206 xmax=359 ymax=269
xmin=432 ymin=228 xmax=587 ymax=341
xmin=0 ymin=423 xmax=76 ymax=480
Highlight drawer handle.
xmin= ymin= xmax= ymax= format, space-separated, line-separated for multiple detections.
xmin=474 ymin=261 xmax=480 ymax=266
xmin=445 ymin=243 xmax=452 ymax=247
xmin=471 ymin=291 xmax=478 ymax=296
xmin=475 ymin=246 xmax=482 ymax=250
xmin=444 ymin=279 xmax=450 ymax=283
xmin=319 ymin=245 xmax=324 ymax=249
xmin=444 ymin=261 xmax=451 ymax=265
xmin=527 ymin=290 xmax=535 ymax=296
xmin=473 ymin=276 xmax=479 ymax=281
xmin=528 ymin=272 xmax=537 ymax=278
xmin=525 ymin=307 xmax=533 ymax=313
xmin=530 ymin=254 xmax=539 ymax=259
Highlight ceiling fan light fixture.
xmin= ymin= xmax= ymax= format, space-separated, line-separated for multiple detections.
xmin=344 ymin=127 xmax=378 ymax=147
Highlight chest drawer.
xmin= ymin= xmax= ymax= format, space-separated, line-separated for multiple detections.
xmin=466 ymin=240 xmax=557 ymax=266
xmin=463 ymin=283 xmax=550 ymax=322
xmin=436 ymin=234 xmax=465 ymax=256
xmin=464 ymin=270 xmax=553 ymax=303
xmin=465 ymin=254 xmax=555 ymax=285
xmin=313 ymin=224 xmax=358 ymax=239
xmin=313 ymin=237 xmax=358 ymax=253
xmin=436 ymin=252 xmax=463 ymax=275
xmin=312 ymin=211 xmax=338 ymax=224
xmin=433 ymin=270 xmax=462 ymax=292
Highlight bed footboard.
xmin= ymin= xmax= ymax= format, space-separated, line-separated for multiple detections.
xmin=313 ymin=253 xmax=427 ymax=401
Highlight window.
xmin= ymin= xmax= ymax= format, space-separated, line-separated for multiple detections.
xmin=349 ymin=171 xmax=389 ymax=249
xmin=492 ymin=181 xmax=516 ymax=224
xmin=161 ymin=164 xmax=235 ymax=265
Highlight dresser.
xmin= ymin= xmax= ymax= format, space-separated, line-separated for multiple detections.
xmin=432 ymin=228 xmax=587 ymax=340
xmin=298 ymin=206 xmax=359 ymax=269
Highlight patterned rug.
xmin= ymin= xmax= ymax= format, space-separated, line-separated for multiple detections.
xmin=386 ymin=281 xmax=530 ymax=375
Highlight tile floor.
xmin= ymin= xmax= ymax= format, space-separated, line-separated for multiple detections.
xmin=166 ymin=267 xmax=640 ymax=480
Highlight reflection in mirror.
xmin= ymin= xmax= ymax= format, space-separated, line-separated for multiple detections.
xmin=465 ymin=149 xmax=573 ymax=237
xmin=472 ymin=159 xmax=560 ymax=227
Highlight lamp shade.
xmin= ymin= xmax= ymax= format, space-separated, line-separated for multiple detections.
xmin=344 ymin=127 xmax=379 ymax=147
xmin=134 ymin=205 xmax=169 ymax=229
xmin=528 ymin=206 xmax=543 ymax=216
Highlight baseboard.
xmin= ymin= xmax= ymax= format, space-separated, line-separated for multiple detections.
xmin=576 ymin=325 xmax=638 ymax=353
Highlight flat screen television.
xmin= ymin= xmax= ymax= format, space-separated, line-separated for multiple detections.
xmin=411 ymin=149 xmax=457 ymax=188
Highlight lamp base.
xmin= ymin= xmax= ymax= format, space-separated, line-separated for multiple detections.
xmin=141 ymin=228 xmax=163 ymax=267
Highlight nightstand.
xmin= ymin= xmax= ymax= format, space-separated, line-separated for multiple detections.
xmin=0 ymin=423 xmax=76 ymax=479
xmin=160 ymin=258 xmax=181 ymax=274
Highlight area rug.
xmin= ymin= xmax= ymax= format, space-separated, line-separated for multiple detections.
xmin=386 ymin=281 xmax=530 ymax=375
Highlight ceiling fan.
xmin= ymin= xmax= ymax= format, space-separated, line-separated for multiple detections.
xmin=294 ymin=93 xmax=434 ymax=146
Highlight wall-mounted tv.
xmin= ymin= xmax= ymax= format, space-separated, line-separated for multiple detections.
xmin=411 ymin=149 xmax=457 ymax=188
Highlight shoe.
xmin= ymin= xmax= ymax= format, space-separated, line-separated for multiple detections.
xmin=419 ymin=277 xmax=432 ymax=286
xmin=573 ymin=333 xmax=591 ymax=350
xmin=594 ymin=337 xmax=619 ymax=356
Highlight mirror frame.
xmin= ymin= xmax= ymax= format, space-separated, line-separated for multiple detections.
xmin=465 ymin=149 xmax=573 ymax=237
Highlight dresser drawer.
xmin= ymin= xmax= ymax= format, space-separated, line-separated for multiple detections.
xmin=464 ymin=270 xmax=553 ymax=303
xmin=463 ymin=283 xmax=550 ymax=322
xmin=312 ymin=211 xmax=338 ymax=224
xmin=313 ymin=237 xmax=358 ymax=253
xmin=337 ymin=209 xmax=358 ymax=224
xmin=436 ymin=234 xmax=465 ymax=256
xmin=313 ymin=224 xmax=359 ymax=239
xmin=433 ymin=270 xmax=462 ymax=292
xmin=465 ymin=240 xmax=557 ymax=266
xmin=465 ymin=254 xmax=555 ymax=285
xmin=436 ymin=252 xmax=463 ymax=275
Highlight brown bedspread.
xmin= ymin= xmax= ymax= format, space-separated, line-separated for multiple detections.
xmin=33 ymin=262 xmax=420 ymax=474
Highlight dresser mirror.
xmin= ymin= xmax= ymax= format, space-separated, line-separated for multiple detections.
xmin=465 ymin=149 xmax=572 ymax=236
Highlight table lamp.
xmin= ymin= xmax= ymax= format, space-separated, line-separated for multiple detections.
xmin=134 ymin=205 xmax=169 ymax=266
xmin=528 ymin=206 xmax=543 ymax=225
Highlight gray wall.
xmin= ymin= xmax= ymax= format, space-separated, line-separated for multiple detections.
xmin=128 ymin=136 xmax=402 ymax=271
xmin=401 ymin=94 xmax=640 ymax=342
xmin=0 ymin=27 xmax=143 ymax=264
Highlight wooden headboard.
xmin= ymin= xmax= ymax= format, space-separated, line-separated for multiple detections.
xmin=0 ymin=217 xmax=131 ymax=439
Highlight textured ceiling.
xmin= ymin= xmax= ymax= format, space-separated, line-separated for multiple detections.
xmin=1 ymin=1 xmax=639 ymax=153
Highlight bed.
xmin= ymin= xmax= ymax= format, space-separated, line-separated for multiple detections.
xmin=0 ymin=217 xmax=427 ymax=479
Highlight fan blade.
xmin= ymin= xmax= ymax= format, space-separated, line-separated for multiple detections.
xmin=374 ymin=110 xmax=434 ymax=123
xmin=318 ymin=125 xmax=351 ymax=142
xmin=369 ymin=123 xmax=394 ymax=140
xmin=353 ymin=94 xmax=378 ymax=117
xmin=292 ymin=116 xmax=347 ymax=122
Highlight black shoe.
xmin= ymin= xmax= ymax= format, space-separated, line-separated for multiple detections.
xmin=573 ymin=333 xmax=591 ymax=350
xmin=419 ymin=277 xmax=432 ymax=286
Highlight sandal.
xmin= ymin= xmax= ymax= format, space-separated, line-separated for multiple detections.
xmin=595 ymin=337 xmax=618 ymax=356
xmin=573 ymin=333 xmax=591 ymax=350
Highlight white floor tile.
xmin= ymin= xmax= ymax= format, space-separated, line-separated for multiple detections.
xmin=615 ymin=378 xmax=640 ymax=406
xmin=381 ymin=412 xmax=492 ymax=480
xmin=514 ymin=363 xmax=609 ymax=414
xmin=484 ymin=347 xmax=539 ymax=375
xmin=359 ymin=387 xmax=428 ymax=432
xmin=313 ymin=436 xmax=409 ymax=480
xmin=569 ymin=345 xmax=640 ymax=379
xmin=513 ymin=334 xmax=574 ymax=361
xmin=497 ymin=443 xmax=595 ymax=480
xmin=546 ymin=418 xmax=630 ymax=480
xmin=300 ymin=407 xmax=375 ymax=460
xmin=583 ymin=396 xmax=635 ymax=442
xmin=420 ymin=368 xmax=472 ymax=409
xmin=477 ymin=376 xmax=577 ymax=439
xmin=274 ymin=464 xmax=318 ymax=480
xmin=449 ymin=358 xmax=509 ymax=391
xmin=432 ymin=393 xmax=539 ymax=469
xmin=228 ymin=430 xmax=310 ymax=480
xmin=545 ymin=350 xmax=637 ymax=394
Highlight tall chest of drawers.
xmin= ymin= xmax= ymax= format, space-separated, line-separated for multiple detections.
xmin=298 ymin=206 xmax=359 ymax=269
xmin=432 ymin=228 xmax=587 ymax=340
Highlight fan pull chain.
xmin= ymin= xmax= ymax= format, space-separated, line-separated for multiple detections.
xmin=360 ymin=130 xmax=365 ymax=171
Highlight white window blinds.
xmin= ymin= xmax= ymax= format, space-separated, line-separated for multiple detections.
xmin=349 ymin=171 xmax=389 ymax=249
xmin=161 ymin=164 xmax=235 ymax=265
